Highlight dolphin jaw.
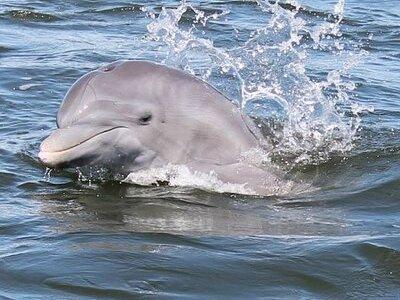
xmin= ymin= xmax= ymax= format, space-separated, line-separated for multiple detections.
xmin=38 ymin=125 xmax=126 ymax=168
xmin=38 ymin=149 xmax=68 ymax=169
xmin=38 ymin=125 xmax=149 ymax=172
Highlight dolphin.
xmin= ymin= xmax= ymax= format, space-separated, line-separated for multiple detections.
xmin=39 ymin=60 xmax=285 ymax=195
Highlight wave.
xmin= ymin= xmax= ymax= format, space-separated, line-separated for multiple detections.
xmin=82 ymin=5 xmax=142 ymax=14
xmin=2 ymin=10 xmax=61 ymax=22
xmin=0 ymin=45 xmax=14 ymax=53
xmin=81 ymin=4 xmax=224 ymax=25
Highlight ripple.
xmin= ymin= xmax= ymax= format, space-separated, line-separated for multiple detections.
xmin=44 ymin=276 xmax=143 ymax=298
xmin=0 ymin=171 xmax=19 ymax=188
xmin=356 ymin=242 xmax=400 ymax=279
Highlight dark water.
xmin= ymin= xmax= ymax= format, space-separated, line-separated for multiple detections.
xmin=1 ymin=0 xmax=399 ymax=298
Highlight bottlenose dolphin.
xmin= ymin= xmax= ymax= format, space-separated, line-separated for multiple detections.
xmin=39 ymin=60 xmax=284 ymax=195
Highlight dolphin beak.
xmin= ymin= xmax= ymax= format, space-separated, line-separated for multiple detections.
xmin=38 ymin=125 xmax=127 ymax=169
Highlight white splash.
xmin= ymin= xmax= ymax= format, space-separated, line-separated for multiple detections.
xmin=124 ymin=164 xmax=257 ymax=195
xmin=43 ymin=167 xmax=52 ymax=181
xmin=142 ymin=0 xmax=372 ymax=167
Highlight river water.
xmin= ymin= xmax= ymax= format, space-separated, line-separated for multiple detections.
xmin=0 ymin=0 xmax=399 ymax=298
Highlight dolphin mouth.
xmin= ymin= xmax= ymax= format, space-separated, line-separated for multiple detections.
xmin=38 ymin=125 xmax=127 ymax=168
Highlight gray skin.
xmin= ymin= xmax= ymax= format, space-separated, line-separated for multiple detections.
xmin=39 ymin=60 xmax=279 ymax=195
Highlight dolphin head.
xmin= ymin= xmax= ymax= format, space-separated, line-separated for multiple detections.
xmin=39 ymin=61 xmax=168 ymax=173
xmin=39 ymin=60 xmax=258 ymax=174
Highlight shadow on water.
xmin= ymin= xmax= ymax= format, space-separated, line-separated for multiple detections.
xmin=31 ymin=178 xmax=344 ymax=237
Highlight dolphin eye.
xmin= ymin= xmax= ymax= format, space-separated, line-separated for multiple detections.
xmin=139 ymin=113 xmax=152 ymax=125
